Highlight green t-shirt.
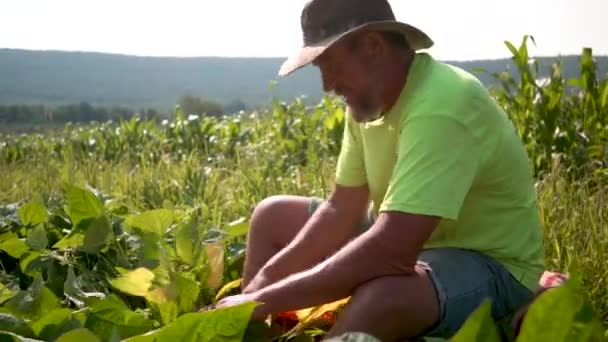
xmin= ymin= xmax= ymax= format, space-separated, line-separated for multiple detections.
xmin=335 ymin=52 xmax=545 ymax=290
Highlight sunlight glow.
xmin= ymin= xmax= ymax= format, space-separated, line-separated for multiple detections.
xmin=1 ymin=0 xmax=606 ymax=60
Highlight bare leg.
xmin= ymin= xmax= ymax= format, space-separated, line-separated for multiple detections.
xmin=241 ymin=195 xmax=312 ymax=289
xmin=326 ymin=265 xmax=440 ymax=342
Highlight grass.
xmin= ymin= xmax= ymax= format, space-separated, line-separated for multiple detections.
xmin=535 ymin=162 xmax=608 ymax=323
xmin=1 ymin=115 xmax=606 ymax=328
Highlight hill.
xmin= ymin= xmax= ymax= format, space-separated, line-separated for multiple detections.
xmin=0 ymin=48 xmax=606 ymax=112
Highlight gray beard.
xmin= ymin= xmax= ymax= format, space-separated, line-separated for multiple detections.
xmin=350 ymin=99 xmax=383 ymax=123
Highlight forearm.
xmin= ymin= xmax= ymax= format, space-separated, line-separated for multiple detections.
xmin=245 ymin=199 xmax=365 ymax=292
xmin=255 ymin=212 xmax=438 ymax=315
xmin=257 ymin=219 xmax=416 ymax=313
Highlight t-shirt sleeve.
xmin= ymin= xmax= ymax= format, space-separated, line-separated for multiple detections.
xmin=379 ymin=115 xmax=480 ymax=220
xmin=334 ymin=110 xmax=367 ymax=187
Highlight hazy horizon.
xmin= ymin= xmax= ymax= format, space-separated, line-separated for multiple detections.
xmin=3 ymin=46 xmax=606 ymax=62
xmin=2 ymin=0 xmax=607 ymax=61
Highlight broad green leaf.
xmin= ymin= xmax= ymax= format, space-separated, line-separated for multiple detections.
xmin=5 ymin=280 xmax=60 ymax=320
xmin=0 ymin=233 xmax=18 ymax=243
xmin=123 ymin=330 xmax=158 ymax=342
xmin=125 ymin=302 xmax=258 ymax=342
xmin=0 ymin=313 xmax=36 ymax=338
xmin=18 ymin=203 xmax=47 ymax=227
xmin=45 ymin=260 xmax=68 ymax=298
xmin=26 ymin=226 xmax=48 ymax=251
xmin=124 ymin=209 xmax=176 ymax=236
xmin=81 ymin=215 xmax=112 ymax=254
xmin=31 ymin=308 xmax=82 ymax=341
xmin=105 ymin=200 xmax=129 ymax=215
xmin=85 ymin=295 xmax=157 ymax=341
xmin=48 ymin=214 xmax=71 ymax=231
xmin=111 ymin=268 xmax=154 ymax=297
xmin=52 ymin=231 xmax=85 ymax=250
xmin=224 ymin=218 xmax=249 ymax=239
xmin=155 ymin=301 xmax=179 ymax=325
xmin=145 ymin=286 xmax=174 ymax=305
xmin=174 ymin=222 xmax=195 ymax=265
xmin=450 ymin=299 xmax=501 ymax=342
xmin=151 ymin=259 xmax=170 ymax=287
xmin=0 ymin=283 xmax=14 ymax=304
xmin=0 ymin=238 xmax=30 ymax=259
xmin=0 ymin=331 xmax=43 ymax=341
xmin=19 ymin=251 xmax=42 ymax=276
xmin=518 ymin=280 xmax=604 ymax=341
xmin=174 ymin=272 xmax=200 ymax=313
xmin=66 ymin=186 xmax=104 ymax=226
xmin=30 ymin=308 xmax=71 ymax=334
xmin=140 ymin=232 xmax=161 ymax=268
xmin=56 ymin=328 xmax=101 ymax=342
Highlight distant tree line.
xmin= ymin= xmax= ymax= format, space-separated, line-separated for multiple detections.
xmin=177 ymin=95 xmax=247 ymax=117
xmin=0 ymin=96 xmax=249 ymax=127
xmin=0 ymin=102 xmax=157 ymax=125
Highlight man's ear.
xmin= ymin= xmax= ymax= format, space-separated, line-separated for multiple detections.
xmin=360 ymin=31 xmax=388 ymax=62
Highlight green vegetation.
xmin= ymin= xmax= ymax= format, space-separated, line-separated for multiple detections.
xmin=0 ymin=38 xmax=606 ymax=341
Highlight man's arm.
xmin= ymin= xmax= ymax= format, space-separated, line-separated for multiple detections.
xmin=252 ymin=115 xmax=479 ymax=313
xmin=254 ymin=211 xmax=439 ymax=314
xmin=243 ymin=183 xmax=370 ymax=294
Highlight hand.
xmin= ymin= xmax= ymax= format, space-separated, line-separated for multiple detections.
xmin=243 ymin=266 xmax=279 ymax=294
xmin=215 ymin=292 xmax=269 ymax=321
xmin=243 ymin=273 xmax=270 ymax=294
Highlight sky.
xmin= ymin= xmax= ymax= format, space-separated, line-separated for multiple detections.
xmin=1 ymin=0 xmax=607 ymax=61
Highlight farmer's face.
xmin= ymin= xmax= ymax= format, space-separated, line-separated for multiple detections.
xmin=313 ymin=33 xmax=386 ymax=122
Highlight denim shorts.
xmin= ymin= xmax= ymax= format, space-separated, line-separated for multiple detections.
xmin=308 ymin=197 xmax=534 ymax=339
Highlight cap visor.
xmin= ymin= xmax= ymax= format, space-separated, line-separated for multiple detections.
xmin=278 ymin=33 xmax=346 ymax=77
xmin=278 ymin=21 xmax=433 ymax=77
xmin=278 ymin=46 xmax=325 ymax=77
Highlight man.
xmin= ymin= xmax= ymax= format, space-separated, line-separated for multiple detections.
xmin=216 ymin=0 xmax=545 ymax=340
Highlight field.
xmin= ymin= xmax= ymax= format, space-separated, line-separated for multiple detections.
xmin=0 ymin=38 xmax=607 ymax=341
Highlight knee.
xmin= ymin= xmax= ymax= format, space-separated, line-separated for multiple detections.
xmin=249 ymin=196 xmax=293 ymax=243
xmin=248 ymin=195 xmax=310 ymax=249
xmin=251 ymin=195 xmax=286 ymax=226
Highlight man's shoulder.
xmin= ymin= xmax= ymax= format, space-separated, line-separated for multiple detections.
xmin=417 ymin=54 xmax=487 ymax=101
xmin=419 ymin=53 xmax=482 ymax=84
xmin=403 ymin=53 xmax=501 ymax=123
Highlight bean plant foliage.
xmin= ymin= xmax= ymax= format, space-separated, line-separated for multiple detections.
xmin=0 ymin=38 xmax=606 ymax=341
xmin=1 ymin=188 xmax=605 ymax=341
xmin=0 ymin=183 xmax=262 ymax=341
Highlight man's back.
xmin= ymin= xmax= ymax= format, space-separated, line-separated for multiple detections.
xmin=335 ymin=52 xmax=545 ymax=290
